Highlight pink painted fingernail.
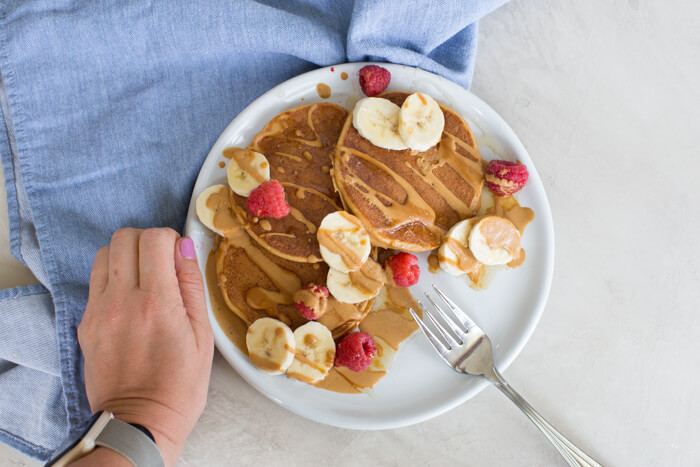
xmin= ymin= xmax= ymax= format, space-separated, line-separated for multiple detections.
xmin=180 ymin=237 xmax=196 ymax=259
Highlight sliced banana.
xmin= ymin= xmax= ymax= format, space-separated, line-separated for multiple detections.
xmin=368 ymin=336 xmax=397 ymax=372
xmin=468 ymin=216 xmax=521 ymax=266
xmin=195 ymin=184 xmax=229 ymax=236
xmin=352 ymin=97 xmax=408 ymax=150
xmin=398 ymin=92 xmax=445 ymax=151
xmin=225 ymin=148 xmax=270 ymax=197
xmin=327 ymin=259 xmax=385 ymax=304
xmin=245 ymin=317 xmax=296 ymax=375
xmin=438 ymin=218 xmax=475 ymax=276
xmin=317 ymin=211 xmax=371 ymax=273
xmin=287 ymin=321 xmax=335 ymax=384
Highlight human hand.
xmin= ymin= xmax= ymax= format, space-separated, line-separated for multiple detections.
xmin=77 ymin=228 xmax=213 ymax=466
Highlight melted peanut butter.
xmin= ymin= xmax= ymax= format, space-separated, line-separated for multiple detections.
xmin=427 ymin=252 xmax=440 ymax=273
xmin=316 ymin=83 xmax=331 ymax=99
xmin=259 ymin=219 xmax=272 ymax=231
xmin=289 ymin=206 xmax=317 ymax=234
xmin=207 ymin=186 xmax=244 ymax=236
xmin=478 ymin=216 xmax=520 ymax=256
xmin=340 ymin=72 xmax=348 ymax=80
xmin=444 ymin=236 xmax=483 ymax=283
xmin=349 ymin=259 xmax=386 ymax=295
xmin=487 ymin=195 xmax=535 ymax=235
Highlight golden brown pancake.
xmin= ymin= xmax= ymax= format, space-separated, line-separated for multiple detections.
xmin=332 ymin=91 xmax=484 ymax=251
xmin=231 ymin=102 xmax=348 ymax=262
xmin=216 ymin=230 xmax=372 ymax=338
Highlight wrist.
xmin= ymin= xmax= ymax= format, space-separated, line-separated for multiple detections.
xmin=98 ymin=400 xmax=188 ymax=466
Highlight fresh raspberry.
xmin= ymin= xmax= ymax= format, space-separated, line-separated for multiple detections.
xmin=484 ymin=160 xmax=529 ymax=197
xmin=246 ymin=180 xmax=290 ymax=219
xmin=386 ymin=252 xmax=420 ymax=287
xmin=293 ymin=284 xmax=329 ymax=320
xmin=334 ymin=332 xmax=376 ymax=372
xmin=359 ymin=65 xmax=391 ymax=97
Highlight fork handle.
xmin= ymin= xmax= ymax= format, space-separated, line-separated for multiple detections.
xmin=489 ymin=368 xmax=602 ymax=467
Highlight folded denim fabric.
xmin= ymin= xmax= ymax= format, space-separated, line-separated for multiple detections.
xmin=0 ymin=0 xmax=506 ymax=459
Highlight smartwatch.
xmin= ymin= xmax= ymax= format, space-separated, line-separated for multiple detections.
xmin=45 ymin=411 xmax=164 ymax=467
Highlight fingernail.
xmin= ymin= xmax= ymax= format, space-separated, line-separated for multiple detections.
xmin=180 ymin=237 xmax=196 ymax=259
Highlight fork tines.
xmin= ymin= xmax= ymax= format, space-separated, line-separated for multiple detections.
xmin=409 ymin=285 xmax=477 ymax=353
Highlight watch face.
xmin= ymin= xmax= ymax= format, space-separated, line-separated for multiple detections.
xmin=45 ymin=411 xmax=103 ymax=466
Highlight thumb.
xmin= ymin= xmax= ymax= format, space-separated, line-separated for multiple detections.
xmin=175 ymin=237 xmax=211 ymax=345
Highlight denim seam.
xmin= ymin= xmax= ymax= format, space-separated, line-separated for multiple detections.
xmin=0 ymin=283 xmax=48 ymax=301
xmin=0 ymin=1 xmax=82 ymax=435
xmin=0 ymin=426 xmax=51 ymax=461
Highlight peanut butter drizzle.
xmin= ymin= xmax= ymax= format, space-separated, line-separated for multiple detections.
xmin=427 ymin=252 xmax=440 ymax=273
xmin=273 ymin=151 xmax=303 ymax=163
xmin=249 ymin=353 xmax=286 ymax=373
xmin=218 ymin=161 xmax=225 ymax=168
xmin=223 ymin=147 xmax=267 ymax=184
xmin=289 ymin=206 xmax=317 ymax=234
xmin=444 ymin=236 xmax=483 ymax=281
xmin=487 ymin=195 xmax=535 ymax=235
xmin=316 ymin=212 xmax=365 ymax=271
xmin=259 ymin=219 xmax=272 ymax=231
xmin=340 ymin=72 xmax=348 ymax=80
xmin=339 ymin=146 xmax=436 ymax=228
xmin=316 ymin=83 xmax=331 ymax=99
xmin=207 ymin=186 xmax=243 ymax=236
xmin=206 ymin=251 xmax=248 ymax=354
xmin=508 ymin=249 xmax=526 ymax=268
xmin=317 ymin=297 xmax=364 ymax=335
xmin=349 ymin=259 xmax=386 ymax=295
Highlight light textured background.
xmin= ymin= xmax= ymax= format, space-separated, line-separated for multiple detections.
xmin=2 ymin=0 xmax=698 ymax=465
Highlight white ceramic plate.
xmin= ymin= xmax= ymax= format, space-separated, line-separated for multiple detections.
xmin=184 ymin=63 xmax=554 ymax=430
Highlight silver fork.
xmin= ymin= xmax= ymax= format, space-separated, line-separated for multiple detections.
xmin=410 ymin=285 xmax=602 ymax=467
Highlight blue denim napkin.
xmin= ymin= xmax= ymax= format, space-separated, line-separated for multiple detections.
xmin=0 ymin=0 xmax=506 ymax=460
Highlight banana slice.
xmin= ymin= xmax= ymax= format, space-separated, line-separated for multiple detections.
xmin=352 ymin=97 xmax=408 ymax=150
xmin=438 ymin=218 xmax=476 ymax=276
xmin=246 ymin=317 xmax=296 ymax=375
xmin=468 ymin=216 xmax=521 ymax=266
xmin=287 ymin=322 xmax=335 ymax=384
xmin=317 ymin=211 xmax=371 ymax=273
xmin=327 ymin=259 xmax=386 ymax=304
xmin=398 ymin=92 xmax=445 ymax=151
xmin=368 ymin=336 xmax=397 ymax=372
xmin=225 ymin=148 xmax=270 ymax=197
xmin=196 ymin=184 xmax=229 ymax=236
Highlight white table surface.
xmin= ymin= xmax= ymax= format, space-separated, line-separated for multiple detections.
xmin=2 ymin=1 xmax=698 ymax=465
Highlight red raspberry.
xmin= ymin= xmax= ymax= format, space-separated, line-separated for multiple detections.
xmin=359 ymin=65 xmax=391 ymax=97
xmin=334 ymin=332 xmax=376 ymax=372
xmin=293 ymin=284 xmax=329 ymax=320
xmin=484 ymin=160 xmax=529 ymax=197
xmin=246 ymin=180 xmax=290 ymax=219
xmin=386 ymin=252 xmax=420 ymax=287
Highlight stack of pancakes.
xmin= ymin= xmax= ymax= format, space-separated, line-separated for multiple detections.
xmin=215 ymin=93 xmax=483 ymax=337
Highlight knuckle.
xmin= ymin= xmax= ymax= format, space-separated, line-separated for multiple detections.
xmin=111 ymin=227 xmax=138 ymax=243
xmin=141 ymin=227 xmax=178 ymax=245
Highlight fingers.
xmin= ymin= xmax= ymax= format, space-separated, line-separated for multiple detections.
xmin=174 ymin=237 xmax=212 ymax=348
xmin=138 ymin=228 xmax=180 ymax=291
xmin=88 ymin=246 xmax=110 ymax=298
xmin=108 ymin=228 xmax=141 ymax=289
